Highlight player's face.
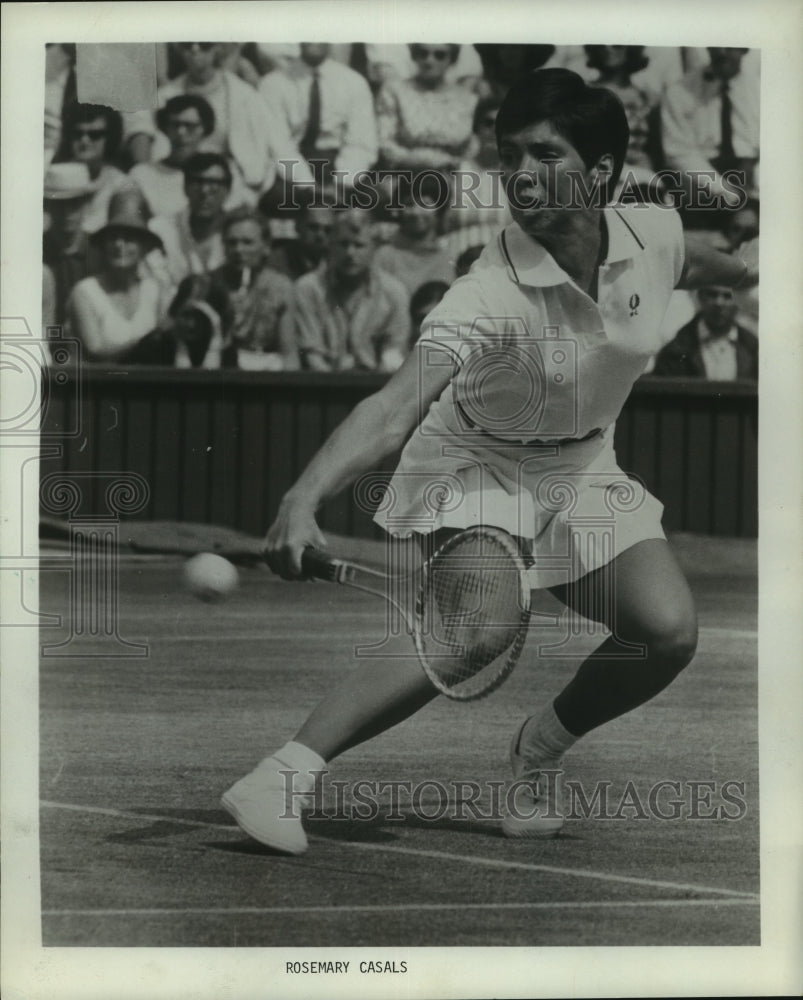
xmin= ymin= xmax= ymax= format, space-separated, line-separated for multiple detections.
xmin=330 ymin=228 xmax=373 ymax=279
xmin=165 ymin=109 xmax=205 ymax=161
xmin=223 ymin=219 xmax=266 ymax=270
xmin=698 ymin=286 xmax=737 ymax=333
xmin=498 ymin=121 xmax=600 ymax=234
xmin=185 ymin=167 xmax=229 ymax=218
xmin=70 ymin=116 xmax=108 ymax=168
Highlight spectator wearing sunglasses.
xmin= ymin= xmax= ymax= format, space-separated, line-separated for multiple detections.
xmin=364 ymin=42 xmax=483 ymax=91
xmin=123 ymin=42 xmax=303 ymax=203
xmin=53 ymin=103 xmax=135 ymax=233
xmin=375 ymin=44 xmax=477 ymax=173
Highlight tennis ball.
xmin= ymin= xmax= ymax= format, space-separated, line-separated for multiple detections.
xmin=183 ymin=552 xmax=239 ymax=602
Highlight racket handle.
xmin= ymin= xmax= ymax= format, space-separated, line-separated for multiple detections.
xmin=301 ymin=547 xmax=346 ymax=582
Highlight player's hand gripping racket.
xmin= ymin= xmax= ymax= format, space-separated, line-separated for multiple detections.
xmin=301 ymin=526 xmax=531 ymax=701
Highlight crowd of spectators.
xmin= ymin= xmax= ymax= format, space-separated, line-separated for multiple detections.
xmin=43 ymin=41 xmax=760 ymax=379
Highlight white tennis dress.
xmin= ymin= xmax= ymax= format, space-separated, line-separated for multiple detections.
xmin=373 ymin=202 xmax=686 ymax=588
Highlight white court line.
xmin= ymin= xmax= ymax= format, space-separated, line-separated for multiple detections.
xmin=41 ymin=800 xmax=759 ymax=901
xmin=43 ymin=898 xmax=757 ymax=918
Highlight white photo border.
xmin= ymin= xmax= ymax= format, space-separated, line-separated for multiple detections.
xmin=2 ymin=1 xmax=802 ymax=997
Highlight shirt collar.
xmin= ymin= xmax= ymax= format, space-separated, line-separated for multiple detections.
xmin=501 ymin=206 xmax=646 ymax=288
xmin=293 ymin=58 xmax=330 ymax=80
xmin=698 ymin=318 xmax=739 ymax=344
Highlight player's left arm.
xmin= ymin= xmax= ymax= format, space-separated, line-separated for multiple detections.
xmin=676 ymin=232 xmax=759 ymax=290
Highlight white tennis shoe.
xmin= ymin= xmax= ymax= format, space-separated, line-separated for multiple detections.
xmin=501 ymin=720 xmax=565 ymax=839
xmin=221 ymin=755 xmax=316 ymax=855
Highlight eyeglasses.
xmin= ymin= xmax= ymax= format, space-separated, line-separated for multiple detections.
xmin=73 ymin=127 xmax=107 ymax=141
xmin=413 ymin=48 xmax=451 ymax=62
xmin=179 ymin=42 xmax=215 ymax=51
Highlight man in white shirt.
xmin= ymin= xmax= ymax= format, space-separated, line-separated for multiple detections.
xmin=259 ymin=43 xmax=378 ymax=188
xmin=661 ymin=47 xmax=760 ymax=213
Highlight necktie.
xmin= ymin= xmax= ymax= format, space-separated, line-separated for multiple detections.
xmin=300 ymin=69 xmax=321 ymax=162
xmin=719 ymin=81 xmax=736 ymax=168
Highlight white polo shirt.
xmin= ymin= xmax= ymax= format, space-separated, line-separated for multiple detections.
xmin=418 ymin=202 xmax=685 ymax=442
xmin=374 ymin=202 xmax=683 ymax=558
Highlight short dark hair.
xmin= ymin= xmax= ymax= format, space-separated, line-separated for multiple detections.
xmin=182 ymin=152 xmax=233 ymax=189
xmin=408 ymin=43 xmax=461 ymax=66
xmin=156 ymin=94 xmax=216 ymax=137
xmin=495 ymin=68 xmax=630 ymax=203
xmin=60 ymin=102 xmax=123 ymax=159
xmin=584 ymin=45 xmax=649 ymax=75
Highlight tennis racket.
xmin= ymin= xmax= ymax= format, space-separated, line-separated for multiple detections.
xmin=301 ymin=526 xmax=532 ymax=701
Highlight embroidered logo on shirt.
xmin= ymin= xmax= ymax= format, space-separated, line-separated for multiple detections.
xmin=629 ymin=293 xmax=640 ymax=316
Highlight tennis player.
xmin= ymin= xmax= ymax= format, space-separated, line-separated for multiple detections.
xmin=222 ymin=69 xmax=758 ymax=854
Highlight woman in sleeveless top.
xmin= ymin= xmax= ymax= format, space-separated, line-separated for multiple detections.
xmin=68 ymin=193 xmax=171 ymax=362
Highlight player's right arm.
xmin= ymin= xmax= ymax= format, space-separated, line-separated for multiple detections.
xmin=264 ymin=344 xmax=456 ymax=578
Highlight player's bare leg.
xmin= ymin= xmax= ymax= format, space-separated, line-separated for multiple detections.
xmin=295 ymin=654 xmax=438 ymax=759
xmin=504 ymin=538 xmax=698 ymax=837
xmin=221 ymin=637 xmax=441 ymax=853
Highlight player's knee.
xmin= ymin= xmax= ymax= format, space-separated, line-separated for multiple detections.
xmin=646 ymin=610 xmax=698 ymax=671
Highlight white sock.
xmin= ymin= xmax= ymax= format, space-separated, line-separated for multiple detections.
xmin=271 ymin=741 xmax=327 ymax=785
xmin=518 ymin=702 xmax=578 ymax=768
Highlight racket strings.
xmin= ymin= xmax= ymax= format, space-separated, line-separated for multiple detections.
xmin=418 ymin=534 xmax=529 ymax=697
